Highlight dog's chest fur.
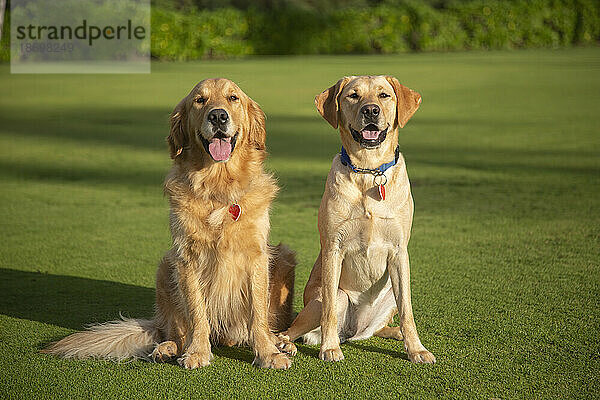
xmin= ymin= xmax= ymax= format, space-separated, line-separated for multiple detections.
xmin=166 ymin=166 xmax=275 ymax=343
xmin=322 ymin=155 xmax=413 ymax=304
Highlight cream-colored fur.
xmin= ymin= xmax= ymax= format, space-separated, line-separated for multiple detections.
xmin=43 ymin=79 xmax=296 ymax=370
xmin=277 ymin=75 xmax=435 ymax=364
xmin=41 ymin=317 xmax=158 ymax=361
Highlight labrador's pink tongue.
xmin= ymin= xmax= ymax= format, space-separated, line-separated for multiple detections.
xmin=362 ymin=130 xmax=380 ymax=140
xmin=208 ymin=138 xmax=232 ymax=161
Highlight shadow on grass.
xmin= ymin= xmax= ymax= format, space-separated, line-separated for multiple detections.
xmin=0 ymin=159 xmax=165 ymax=189
xmin=295 ymin=344 xmax=320 ymax=359
xmin=0 ymin=106 xmax=169 ymax=153
xmin=2 ymin=103 xmax=597 ymax=181
xmin=345 ymin=340 xmax=409 ymax=361
xmin=213 ymin=345 xmax=255 ymax=364
xmin=0 ymin=106 xmax=337 ymax=162
xmin=0 ymin=268 xmax=269 ymax=365
xmin=279 ymin=339 xmax=407 ymax=361
xmin=405 ymin=144 xmax=600 ymax=177
xmin=0 ymin=268 xmax=155 ymax=331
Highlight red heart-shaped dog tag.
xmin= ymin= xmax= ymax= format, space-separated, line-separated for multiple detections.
xmin=229 ymin=204 xmax=241 ymax=221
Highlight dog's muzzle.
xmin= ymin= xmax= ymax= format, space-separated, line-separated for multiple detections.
xmin=199 ymin=131 xmax=239 ymax=162
xmin=349 ymin=123 xmax=389 ymax=148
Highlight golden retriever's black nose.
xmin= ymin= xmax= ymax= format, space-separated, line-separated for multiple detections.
xmin=208 ymin=108 xmax=229 ymax=125
xmin=361 ymin=104 xmax=380 ymax=119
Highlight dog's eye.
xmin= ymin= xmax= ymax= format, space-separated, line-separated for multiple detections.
xmin=195 ymin=97 xmax=206 ymax=104
xmin=379 ymin=93 xmax=391 ymax=98
xmin=229 ymin=95 xmax=239 ymax=101
xmin=349 ymin=93 xmax=359 ymax=99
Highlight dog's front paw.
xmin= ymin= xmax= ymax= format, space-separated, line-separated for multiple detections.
xmin=177 ymin=350 xmax=214 ymax=369
xmin=319 ymin=346 xmax=344 ymax=362
xmin=253 ymin=352 xmax=292 ymax=370
xmin=274 ymin=333 xmax=297 ymax=356
xmin=151 ymin=341 xmax=178 ymax=363
xmin=408 ymin=348 xmax=436 ymax=364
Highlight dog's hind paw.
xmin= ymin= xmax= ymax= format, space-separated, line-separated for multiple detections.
xmin=253 ymin=352 xmax=292 ymax=370
xmin=151 ymin=341 xmax=178 ymax=363
xmin=177 ymin=350 xmax=213 ymax=369
xmin=274 ymin=333 xmax=297 ymax=356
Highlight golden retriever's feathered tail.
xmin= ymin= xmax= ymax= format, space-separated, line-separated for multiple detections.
xmin=268 ymin=243 xmax=296 ymax=332
xmin=41 ymin=316 xmax=159 ymax=360
xmin=43 ymin=244 xmax=295 ymax=360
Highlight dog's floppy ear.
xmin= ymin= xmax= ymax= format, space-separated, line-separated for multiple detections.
xmin=247 ymin=97 xmax=266 ymax=151
xmin=315 ymin=77 xmax=349 ymax=129
xmin=385 ymin=76 xmax=422 ymax=128
xmin=167 ymin=97 xmax=188 ymax=159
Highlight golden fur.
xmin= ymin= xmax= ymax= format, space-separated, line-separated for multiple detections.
xmin=43 ymin=78 xmax=296 ymax=369
xmin=276 ymin=76 xmax=435 ymax=364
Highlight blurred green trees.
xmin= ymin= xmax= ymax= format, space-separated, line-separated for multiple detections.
xmin=2 ymin=0 xmax=599 ymax=61
xmin=151 ymin=0 xmax=599 ymax=60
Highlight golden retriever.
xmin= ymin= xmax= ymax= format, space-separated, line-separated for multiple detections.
xmin=43 ymin=78 xmax=296 ymax=370
xmin=276 ymin=75 xmax=435 ymax=364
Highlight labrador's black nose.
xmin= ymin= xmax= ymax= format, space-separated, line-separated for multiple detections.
xmin=208 ymin=108 xmax=229 ymax=125
xmin=360 ymin=104 xmax=380 ymax=119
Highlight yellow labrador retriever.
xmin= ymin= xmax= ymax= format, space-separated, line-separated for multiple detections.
xmin=277 ymin=75 xmax=435 ymax=364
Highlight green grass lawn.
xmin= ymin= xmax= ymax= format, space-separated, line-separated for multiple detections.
xmin=1 ymin=48 xmax=599 ymax=399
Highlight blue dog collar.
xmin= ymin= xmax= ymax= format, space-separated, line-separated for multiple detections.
xmin=339 ymin=145 xmax=400 ymax=201
xmin=339 ymin=145 xmax=400 ymax=175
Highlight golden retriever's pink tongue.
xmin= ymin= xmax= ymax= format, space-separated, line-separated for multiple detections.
xmin=362 ymin=130 xmax=380 ymax=140
xmin=208 ymin=138 xmax=232 ymax=161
